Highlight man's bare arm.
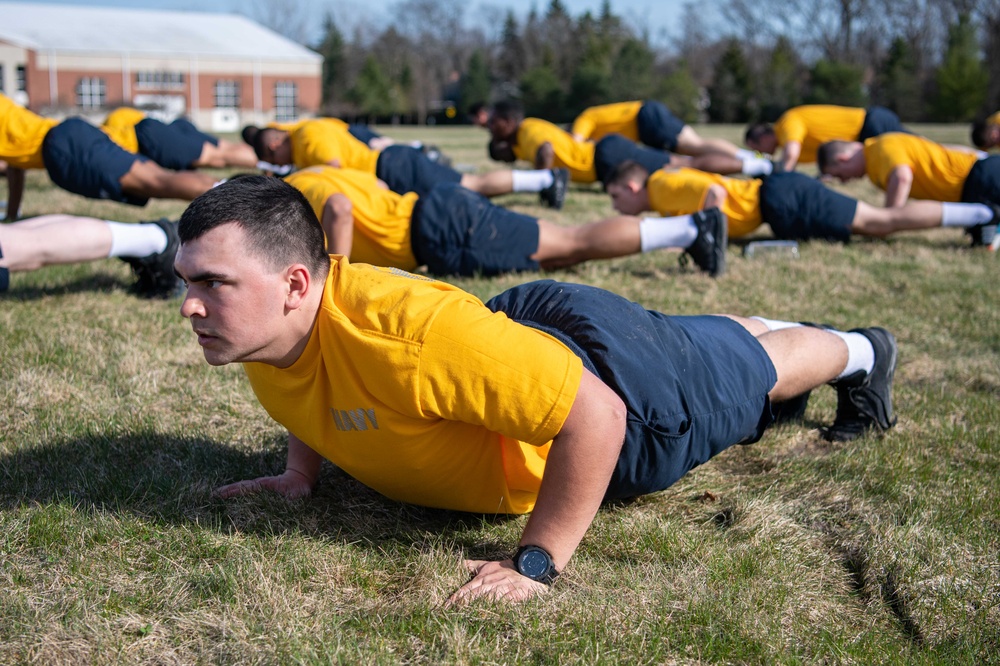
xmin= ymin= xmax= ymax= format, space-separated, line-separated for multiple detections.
xmin=5 ymin=167 xmax=25 ymax=221
xmin=779 ymin=141 xmax=801 ymax=172
xmin=321 ymin=193 xmax=354 ymax=257
xmin=534 ymin=142 xmax=556 ymax=170
xmin=883 ymin=165 xmax=913 ymax=208
xmin=703 ymin=183 xmax=728 ymax=211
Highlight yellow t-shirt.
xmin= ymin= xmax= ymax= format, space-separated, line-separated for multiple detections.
xmin=987 ymin=111 xmax=1000 ymax=128
xmin=101 ymin=106 xmax=146 ymax=153
xmin=571 ymin=101 xmax=642 ymax=142
xmin=647 ymin=168 xmax=763 ymax=238
xmin=773 ymin=105 xmax=866 ymax=164
xmin=514 ymin=118 xmax=597 ymax=183
xmin=290 ymin=119 xmax=380 ymax=173
xmin=243 ymin=258 xmax=583 ymax=514
xmin=285 ymin=166 xmax=420 ymax=270
xmin=863 ymin=133 xmax=978 ymax=202
xmin=0 ymin=93 xmax=58 ymax=169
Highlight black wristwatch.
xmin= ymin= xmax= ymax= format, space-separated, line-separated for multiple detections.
xmin=513 ymin=545 xmax=559 ymax=585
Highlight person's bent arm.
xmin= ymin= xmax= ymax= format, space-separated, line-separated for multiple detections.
xmin=883 ymin=165 xmax=913 ymax=208
xmin=779 ymin=141 xmax=801 ymax=172
xmin=703 ymin=183 xmax=728 ymax=211
xmin=447 ymin=368 xmax=628 ymax=604
xmin=534 ymin=142 xmax=555 ymax=170
xmin=215 ymin=432 xmax=323 ymax=499
xmin=321 ymin=193 xmax=355 ymax=257
xmin=5 ymin=166 xmax=25 ymax=221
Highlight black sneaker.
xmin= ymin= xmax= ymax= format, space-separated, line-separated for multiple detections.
xmin=121 ymin=219 xmax=182 ymax=299
xmin=772 ymin=390 xmax=811 ymax=424
xmin=539 ymin=168 xmax=569 ymax=210
xmin=822 ymin=327 xmax=898 ymax=442
xmin=967 ymin=203 xmax=999 ymax=247
xmin=682 ymin=207 xmax=727 ymax=277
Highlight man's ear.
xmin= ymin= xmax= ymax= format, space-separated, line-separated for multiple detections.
xmin=628 ymin=179 xmax=643 ymax=194
xmin=284 ymin=264 xmax=312 ymax=310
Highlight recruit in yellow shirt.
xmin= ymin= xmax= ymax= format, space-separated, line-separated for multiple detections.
xmin=285 ymin=166 xmax=420 ymax=270
xmin=514 ymin=117 xmax=597 ymax=183
xmin=243 ymin=258 xmax=583 ymax=514
xmin=290 ymin=119 xmax=380 ymax=173
xmin=863 ymin=133 xmax=978 ymax=202
xmin=0 ymin=93 xmax=58 ymax=169
xmin=646 ymin=168 xmax=763 ymax=238
xmin=773 ymin=105 xmax=866 ymax=164
xmin=101 ymin=107 xmax=147 ymax=153
xmin=571 ymin=101 xmax=643 ymax=143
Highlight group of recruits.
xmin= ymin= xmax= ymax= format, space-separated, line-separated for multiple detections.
xmin=3 ymin=93 xmax=998 ymax=602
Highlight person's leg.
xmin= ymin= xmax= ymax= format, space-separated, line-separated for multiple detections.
xmin=119 ymin=160 xmax=219 ymax=201
xmin=851 ymin=200 xmax=996 ymax=238
xmin=673 ymin=125 xmax=744 ymax=158
xmin=459 ymin=169 xmax=561 ymax=196
xmin=213 ymin=139 xmax=259 ymax=168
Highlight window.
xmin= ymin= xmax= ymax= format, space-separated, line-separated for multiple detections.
xmin=213 ymin=80 xmax=240 ymax=108
xmin=274 ymin=81 xmax=298 ymax=122
xmin=136 ymin=71 xmax=184 ymax=90
xmin=76 ymin=77 xmax=106 ymax=109
xmin=16 ymin=65 xmax=26 ymax=92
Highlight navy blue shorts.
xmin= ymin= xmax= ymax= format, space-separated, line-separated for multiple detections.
xmin=375 ymin=145 xmax=461 ymax=197
xmin=411 ymin=183 xmax=539 ymax=276
xmin=636 ymin=100 xmax=686 ymax=151
xmin=486 ymin=280 xmax=777 ymax=501
xmin=347 ymin=124 xmax=382 ymax=146
xmin=961 ymin=155 xmax=1000 ymax=205
xmin=858 ymin=107 xmax=908 ymax=141
xmin=594 ymin=134 xmax=674 ymax=186
xmin=760 ymin=172 xmax=858 ymax=242
xmin=135 ymin=118 xmax=216 ymax=170
xmin=42 ymin=118 xmax=147 ymax=206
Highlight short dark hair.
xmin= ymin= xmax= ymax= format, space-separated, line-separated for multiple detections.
xmin=605 ymin=159 xmax=650 ymax=189
xmin=250 ymin=127 xmax=283 ymax=160
xmin=491 ymin=99 xmax=524 ymax=123
xmin=970 ymin=119 xmax=990 ymax=149
xmin=179 ymin=175 xmax=330 ymax=279
xmin=241 ymin=125 xmax=261 ymax=146
xmin=744 ymin=122 xmax=774 ymax=145
xmin=816 ymin=140 xmax=851 ymax=173
xmin=467 ymin=102 xmax=488 ymax=116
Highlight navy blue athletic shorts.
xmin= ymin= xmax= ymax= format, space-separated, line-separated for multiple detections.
xmin=486 ymin=280 xmax=777 ymax=501
xmin=858 ymin=106 xmax=908 ymax=141
xmin=42 ymin=118 xmax=147 ymax=205
xmin=636 ymin=100 xmax=687 ymax=151
xmin=135 ymin=118 xmax=216 ymax=170
xmin=410 ymin=183 xmax=539 ymax=276
xmin=760 ymin=172 xmax=857 ymax=242
xmin=961 ymin=155 xmax=1000 ymax=205
xmin=347 ymin=124 xmax=382 ymax=146
xmin=375 ymin=145 xmax=461 ymax=197
xmin=594 ymin=134 xmax=674 ymax=186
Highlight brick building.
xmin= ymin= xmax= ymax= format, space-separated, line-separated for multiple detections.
xmin=0 ymin=1 xmax=322 ymax=131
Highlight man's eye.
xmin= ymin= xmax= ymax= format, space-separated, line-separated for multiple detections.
xmin=207 ymin=280 xmax=223 ymax=289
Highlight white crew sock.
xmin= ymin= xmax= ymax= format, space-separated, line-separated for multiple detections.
xmin=511 ymin=169 xmax=555 ymax=193
xmin=940 ymin=202 xmax=995 ymax=227
xmin=256 ymin=160 xmax=294 ymax=176
xmin=830 ymin=330 xmax=875 ymax=379
xmin=741 ymin=157 xmax=774 ymax=176
xmin=638 ymin=215 xmax=698 ymax=252
xmin=750 ymin=317 xmax=802 ymax=331
xmin=106 ymin=221 xmax=168 ymax=258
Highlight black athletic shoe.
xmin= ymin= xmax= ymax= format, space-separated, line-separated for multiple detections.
xmin=121 ymin=219 xmax=182 ymax=299
xmin=539 ymin=168 xmax=569 ymax=210
xmin=772 ymin=390 xmax=811 ymax=424
xmin=822 ymin=326 xmax=898 ymax=442
xmin=681 ymin=207 xmax=727 ymax=277
xmin=967 ymin=203 xmax=999 ymax=247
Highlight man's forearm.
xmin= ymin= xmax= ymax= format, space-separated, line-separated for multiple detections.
xmin=5 ymin=167 xmax=25 ymax=221
xmin=286 ymin=432 xmax=323 ymax=484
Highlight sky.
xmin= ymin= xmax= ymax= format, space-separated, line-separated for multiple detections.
xmin=15 ymin=0 xmax=702 ymax=47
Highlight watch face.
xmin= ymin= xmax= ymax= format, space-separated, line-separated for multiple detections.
xmin=518 ymin=548 xmax=551 ymax=580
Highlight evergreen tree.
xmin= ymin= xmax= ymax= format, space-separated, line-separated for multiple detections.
xmin=317 ymin=13 xmax=346 ymax=107
xmin=461 ymin=50 xmax=492 ymax=110
xmin=756 ymin=36 xmax=802 ymax=121
xmin=656 ymin=63 xmax=701 ymax=124
xmin=805 ymin=60 xmax=866 ymax=106
xmin=932 ymin=14 xmax=987 ymax=122
xmin=520 ymin=64 xmax=565 ymax=120
xmin=348 ymin=56 xmax=395 ymax=121
xmin=707 ymin=40 xmax=751 ymax=122
xmin=876 ymin=38 xmax=922 ymax=121
xmin=497 ymin=11 xmax=525 ymax=82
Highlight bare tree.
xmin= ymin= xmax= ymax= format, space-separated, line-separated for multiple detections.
xmin=246 ymin=0 xmax=315 ymax=45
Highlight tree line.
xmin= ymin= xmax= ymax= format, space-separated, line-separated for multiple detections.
xmin=292 ymin=0 xmax=1000 ymax=125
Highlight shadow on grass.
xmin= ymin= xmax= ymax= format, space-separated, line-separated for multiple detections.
xmin=0 ymin=273 xmax=135 ymax=301
xmin=0 ymin=431 xmax=517 ymax=558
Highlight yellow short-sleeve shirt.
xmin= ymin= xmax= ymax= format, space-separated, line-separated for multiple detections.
xmin=0 ymin=93 xmax=58 ymax=169
xmin=514 ymin=118 xmax=597 ymax=183
xmin=243 ymin=258 xmax=583 ymax=514
xmin=290 ymin=119 xmax=380 ymax=173
xmin=101 ymin=107 xmax=147 ymax=153
xmin=863 ymin=133 xmax=978 ymax=202
xmin=774 ymin=105 xmax=866 ymax=164
xmin=571 ymin=101 xmax=642 ymax=143
xmin=647 ymin=168 xmax=763 ymax=238
xmin=285 ymin=166 xmax=420 ymax=270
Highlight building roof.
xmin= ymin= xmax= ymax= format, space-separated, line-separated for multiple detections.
xmin=0 ymin=2 xmax=322 ymax=62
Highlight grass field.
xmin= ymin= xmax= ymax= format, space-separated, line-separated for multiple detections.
xmin=1 ymin=124 xmax=998 ymax=665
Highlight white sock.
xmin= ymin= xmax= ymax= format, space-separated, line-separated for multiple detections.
xmin=750 ymin=317 xmax=802 ymax=332
xmin=976 ymin=150 xmax=989 ymax=160
xmin=511 ymin=170 xmax=555 ymax=192
xmin=940 ymin=202 xmax=994 ymax=227
xmin=256 ymin=160 xmax=294 ymax=176
xmin=638 ymin=215 xmax=698 ymax=252
xmin=106 ymin=221 xmax=168 ymax=258
xmin=735 ymin=148 xmax=757 ymax=160
xmin=741 ymin=157 xmax=773 ymax=176
xmin=830 ymin=330 xmax=875 ymax=379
